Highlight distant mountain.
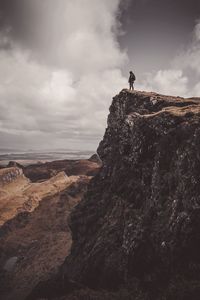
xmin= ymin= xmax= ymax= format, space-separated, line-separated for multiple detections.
xmin=0 ymin=150 xmax=95 ymax=166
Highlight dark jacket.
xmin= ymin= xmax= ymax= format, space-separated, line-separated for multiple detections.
xmin=129 ymin=73 xmax=136 ymax=83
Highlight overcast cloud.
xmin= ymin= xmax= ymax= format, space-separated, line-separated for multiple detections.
xmin=0 ymin=0 xmax=127 ymax=150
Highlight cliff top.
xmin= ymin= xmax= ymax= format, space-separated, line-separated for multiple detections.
xmin=113 ymin=89 xmax=200 ymax=118
xmin=124 ymin=89 xmax=200 ymax=103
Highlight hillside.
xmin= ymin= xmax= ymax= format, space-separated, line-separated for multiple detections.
xmin=0 ymin=167 xmax=76 ymax=226
xmin=0 ymin=160 xmax=100 ymax=300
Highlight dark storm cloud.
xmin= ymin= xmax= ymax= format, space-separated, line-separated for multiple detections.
xmin=0 ymin=0 xmax=34 ymax=45
xmin=121 ymin=0 xmax=200 ymax=27
xmin=119 ymin=0 xmax=200 ymax=75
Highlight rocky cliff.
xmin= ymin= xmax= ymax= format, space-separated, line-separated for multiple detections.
xmin=29 ymin=90 xmax=200 ymax=300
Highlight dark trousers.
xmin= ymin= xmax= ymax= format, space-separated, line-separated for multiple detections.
xmin=129 ymin=82 xmax=134 ymax=90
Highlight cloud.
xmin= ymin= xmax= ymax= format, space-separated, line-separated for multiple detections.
xmin=138 ymin=69 xmax=188 ymax=96
xmin=137 ymin=20 xmax=200 ymax=97
xmin=0 ymin=0 xmax=127 ymax=150
xmin=0 ymin=0 xmax=127 ymax=74
xmin=174 ymin=20 xmax=200 ymax=75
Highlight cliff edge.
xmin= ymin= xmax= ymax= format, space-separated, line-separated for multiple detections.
xmin=31 ymin=90 xmax=200 ymax=299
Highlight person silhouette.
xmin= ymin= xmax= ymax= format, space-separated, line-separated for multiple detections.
xmin=128 ymin=71 xmax=136 ymax=90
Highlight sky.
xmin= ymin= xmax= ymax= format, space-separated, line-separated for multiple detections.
xmin=0 ymin=0 xmax=200 ymax=151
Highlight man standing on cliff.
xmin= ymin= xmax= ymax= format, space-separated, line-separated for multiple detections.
xmin=128 ymin=71 xmax=136 ymax=90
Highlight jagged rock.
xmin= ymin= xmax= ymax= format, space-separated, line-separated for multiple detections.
xmin=88 ymin=153 xmax=102 ymax=164
xmin=0 ymin=167 xmax=25 ymax=187
xmin=59 ymin=90 xmax=200 ymax=299
xmin=7 ymin=161 xmax=24 ymax=169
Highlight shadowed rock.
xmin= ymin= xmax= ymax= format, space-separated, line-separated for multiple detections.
xmin=60 ymin=90 xmax=200 ymax=299
xmin=25 ymin=90 xmax=200 ymax=300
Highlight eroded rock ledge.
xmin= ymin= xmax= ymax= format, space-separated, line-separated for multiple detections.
xmin=31 ymin=90 xmax=200 ymax=299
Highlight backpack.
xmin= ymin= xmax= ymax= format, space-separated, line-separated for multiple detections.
xmin=129 ymin=73 xmax=136 ymax=82
xmin=131 ymin=73 xmax=136 ymax=81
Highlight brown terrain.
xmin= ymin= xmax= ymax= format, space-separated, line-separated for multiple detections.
xmin=23 ymin=158 xmax=101 ymax=182
xmin=0 ymin=157 xmax=100 ymax=300
xmin=0 ymin=167 xmax=77 ymax=226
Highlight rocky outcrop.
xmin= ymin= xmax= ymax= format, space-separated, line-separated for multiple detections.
xmin=0 ymin=167 xmax=26 ymax=188
xmin=7 ymin=161 xmax=24 ymax=169
xmin=52 ymin=90 xmax=200 ymax=299
xmin=23 ymin=159 xmax=101 ymax=182
xmin=88 ymin=153 xmax=102 ymax=164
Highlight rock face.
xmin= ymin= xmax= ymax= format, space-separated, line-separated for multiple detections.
xmin=58 ymin=90 xmax=200 ymax=299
